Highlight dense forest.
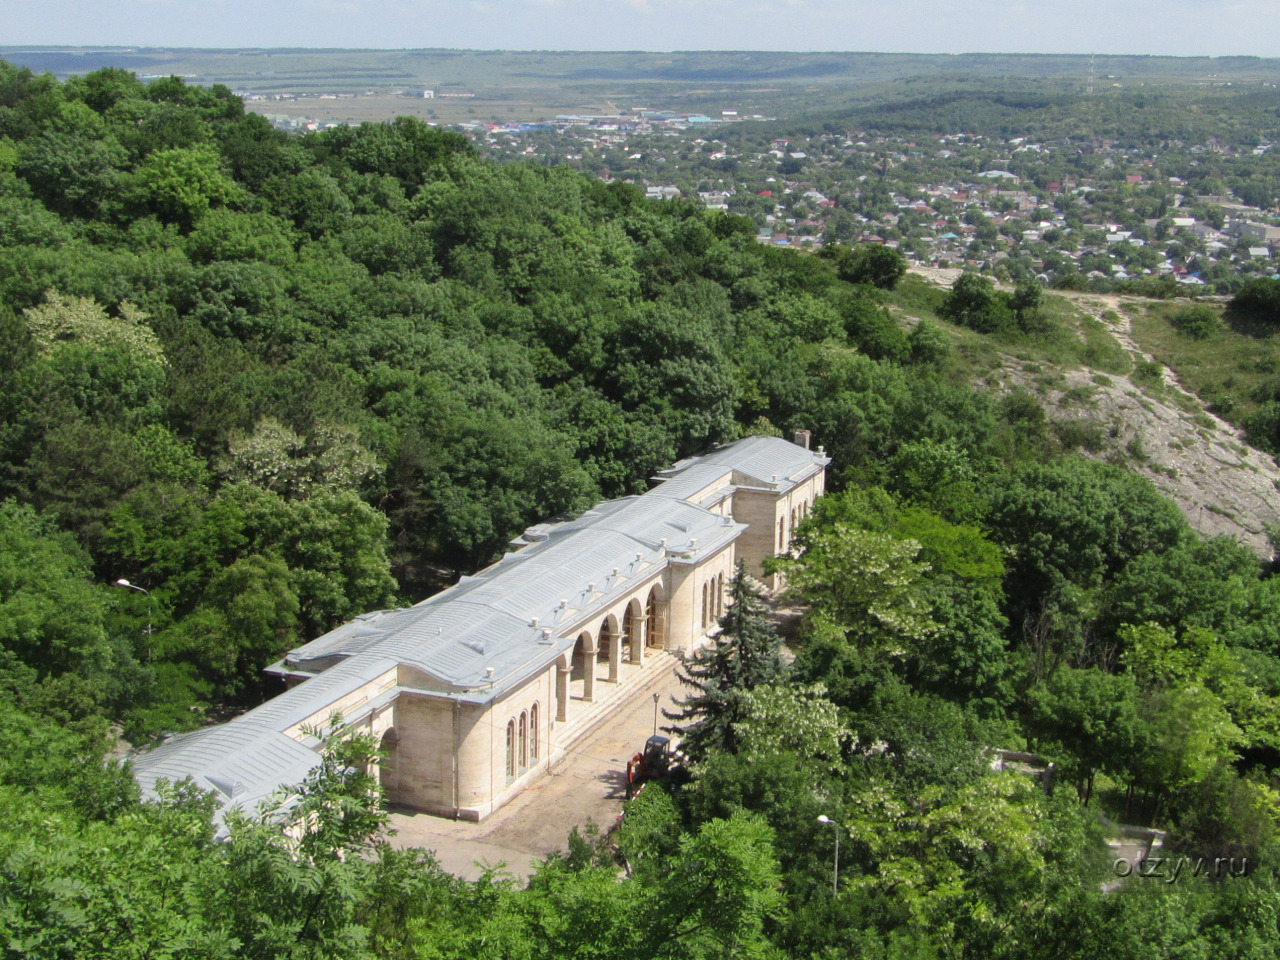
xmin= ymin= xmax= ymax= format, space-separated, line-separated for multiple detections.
xmin=3 ymin=59 xmax=1280 ymax=957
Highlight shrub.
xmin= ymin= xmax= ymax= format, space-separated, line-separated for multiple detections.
xmin=1133 ymin=359 xmax=1164 ymax=386
xmin=1170 ymin=304 xmax=1222 ymax=339
xmin=940 ymin=272 xmax=1014 ymax=333
xmin=835 ymin=243 xmax=908 ymax=290
xmin=1051 ymin=271 xmax=1088 ymax=292
xmin=1231 ymin=277 xmax=1280 ymax=325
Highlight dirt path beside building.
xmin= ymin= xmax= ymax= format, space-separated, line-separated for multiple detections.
xmin=386 ymin=656 xmax=689 ymax=881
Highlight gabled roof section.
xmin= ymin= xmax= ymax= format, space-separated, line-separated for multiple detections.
xmin=652 ymin=435 xmax=830 ymax=500
xmin=131 ymin=720 xmax=328 ymax=827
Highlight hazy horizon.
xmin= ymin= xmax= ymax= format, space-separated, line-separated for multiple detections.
xmin=2 ymin=1 xmax=1275 ymax=60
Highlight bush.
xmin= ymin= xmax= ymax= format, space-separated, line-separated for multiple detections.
xmin=1132 ymin=359 xmax=1164 ymax=386
xmin=1011 ymin=278 xmax=1045 ymax=331
xmin=1170 ymin=304 xmax=1222 ymax=339
xmin=835 ymin=244 xmax=908 ymax=290
xmin=907 ymin=319 xmax=950 ymax=365
xmin=940 ymin=272 xmax=1014 ymax=333
xmin=1052 ymin=419 xmax=1107 ymax=452
xmin=1230 ymin=277 xmax=1280 ymax=325
xmin=1050 ymin=271 xmax=1088 ymax=292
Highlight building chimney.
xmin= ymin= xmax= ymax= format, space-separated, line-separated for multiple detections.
xmin=794 ymin=429 xmax=811 ymax=450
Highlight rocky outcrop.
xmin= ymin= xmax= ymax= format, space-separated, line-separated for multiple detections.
xmin=993 ymin=299 xmax=1280 ymax=558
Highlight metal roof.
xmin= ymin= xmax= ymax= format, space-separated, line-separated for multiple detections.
xmin=130 ymin=721 xmax=331 ymax=828
xmin=653 ymin=435 xmax=829 ymax=501
xmin=280 ymin=491 xmax=742 ymax=688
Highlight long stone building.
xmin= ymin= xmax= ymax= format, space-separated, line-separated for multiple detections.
xmin=132 ymin=434 xmax=829 ymax=823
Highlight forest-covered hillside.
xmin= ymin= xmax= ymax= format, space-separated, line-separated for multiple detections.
xmin=3 ymin=60 xmax=1280 ymax=958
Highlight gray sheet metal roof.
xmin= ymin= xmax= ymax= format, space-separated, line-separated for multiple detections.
xmin=131 ymin=436 xmax=810 ymax=820
xmin=654 ymin=435 xmax=830 ymax=500
xmin=282 ymin=493 xmax=739 ymax=691
xmin=131 ymin=721 xmax=327 ymax=827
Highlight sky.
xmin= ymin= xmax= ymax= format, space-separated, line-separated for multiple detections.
xmin=2 ymin=0 xmax=1277 ymax=57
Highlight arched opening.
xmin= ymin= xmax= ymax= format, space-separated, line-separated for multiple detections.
xmin=716 ymin=571 xmax=725 ymax=618
xmin=624 ymin=598 xmax=646 ymax=666
xmin=646 ymin=585 xmax=666 ymax=649
xmin=600 ymin=615 xmax=622 ymax=683
xmin=597 ymin=620 xmax=611 ymax=663
xmin=778 ymin=515 xmax=786 ymax=551
xmin=506 ymin=719 xmax=516 ymax=782
xmin=572 ymin=632 xmax=596 ymax=702
xmin=530 ymin=702 xmax=540 ymax=762
xmin=519 ymin=711 xmax=528 ymax=771
xmin=701 ymin=581 xmax=709 ymax=630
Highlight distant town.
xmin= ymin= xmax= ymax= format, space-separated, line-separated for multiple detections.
xmin=253 ymin=97 xmax=1280 ymax=292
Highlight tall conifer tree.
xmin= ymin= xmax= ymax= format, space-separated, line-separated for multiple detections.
xmin=664 ymin=561 xmax=786 ymax=760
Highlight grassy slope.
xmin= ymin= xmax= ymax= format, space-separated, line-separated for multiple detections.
xmin=1126 ymin=299 xmax=1280 ymax=429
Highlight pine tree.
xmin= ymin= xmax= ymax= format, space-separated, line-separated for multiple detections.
xmin=664 ymin=561 xmax=787 ymax=760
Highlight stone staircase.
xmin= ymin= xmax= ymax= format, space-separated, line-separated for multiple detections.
xmin=550 ymin=649 xmax=681 ymax=763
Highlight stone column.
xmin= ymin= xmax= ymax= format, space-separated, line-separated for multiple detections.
xmin=582 ymin=638 xmax=597 ymax=703
xmin=608 ymin=631 xmax=622 ymax=682
xmin=556 ymin=655 xmax=570 ymax=722
xmin=630 ymin=615 xmax=647 ymax=666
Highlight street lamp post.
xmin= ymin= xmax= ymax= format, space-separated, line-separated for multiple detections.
xmin=652 ymin=692 xmax=661 ymax=736
xmin=114 ymin=578 xmax=152 ymax=661
xmin=817 ymin=814 xmax=841 ymax=896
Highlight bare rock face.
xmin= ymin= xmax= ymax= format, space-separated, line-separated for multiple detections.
xmin=898 ymin=271 xmax=1280 ymax=557
xmin=993 ymin=301 xmax=1280 ymax=559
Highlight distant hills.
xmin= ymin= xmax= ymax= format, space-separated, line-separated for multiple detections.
xmin=5 ymin=47 xmax=1280 ymax=95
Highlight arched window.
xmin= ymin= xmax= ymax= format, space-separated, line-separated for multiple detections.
xmin=530 ymin=703 xmax=540 ymax=762
xmin=701 ymin=582 xmax=709 ymax=629
xmin=519 ymin=711 xmax=528 ymax=771
xmin=778 ymin=516 xmax=786 ymax=551
xmin=506 ymin=720 xmax=516 ymax=781
xmin=717 ymin=572 xmax=725 ymax=616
